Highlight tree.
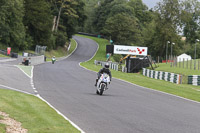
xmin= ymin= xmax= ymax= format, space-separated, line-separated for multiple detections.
xmin=0 ymin=0 xmax=27 ymax=51
xmin=49 ymin=0 xmax=86 ymax=47
xmin=103 ymin=13 xmax=140 ymax=45
xmin=81 ymin=0 xmax=100 ymax=33
xmin=150 ymin=0 xmax=182 ymax=57
xmin=24 ymin=0 xmax=54 ymax=49
xmin=180 ymin=0 xmax=200 ymax=43
xmin=127 ymin=0 xmax=150 ymax=26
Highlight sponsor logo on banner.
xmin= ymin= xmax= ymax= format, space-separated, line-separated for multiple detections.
xmin=114 ymin=45 xmax=148 ymax=56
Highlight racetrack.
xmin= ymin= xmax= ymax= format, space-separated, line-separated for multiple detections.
xmin=33 ymin=36 xmax=200 ymax=133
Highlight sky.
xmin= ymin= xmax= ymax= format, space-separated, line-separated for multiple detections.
xmin=143 ymin=0 xmax=200 ymax=9
xmin=142 ymin=0 xmax=160 ymax=9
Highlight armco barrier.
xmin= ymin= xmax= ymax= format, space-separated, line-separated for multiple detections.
xmin=94 ymin=60 xmax=118 ymax=71
xmin=143 ymin=68 xmax=182 ymax=84
xmin=188 ymin=75 xmax=200 ymax=86
xmin=0 ymin=50 xmax=18 ymax=58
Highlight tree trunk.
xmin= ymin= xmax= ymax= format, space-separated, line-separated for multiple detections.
xmin=52 ymin=16 xmax=57 ymax=32
xmin=55 ymin=2 xmax=63 ymax=32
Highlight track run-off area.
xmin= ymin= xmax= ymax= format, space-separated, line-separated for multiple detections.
xmin=1 ymin=36 xmax=200 ymax=133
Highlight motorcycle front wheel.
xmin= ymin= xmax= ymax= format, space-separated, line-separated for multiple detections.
xmin=99 ymin=84 xmax=105 ymax=95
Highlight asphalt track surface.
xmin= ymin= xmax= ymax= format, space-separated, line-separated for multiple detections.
xmin=0 ymin=58 xmax=34 ymax=94
xmin=32 ymin=36 xmax=200 ymax=133
xmin=1 ymin=36 xmax=200 ymax=133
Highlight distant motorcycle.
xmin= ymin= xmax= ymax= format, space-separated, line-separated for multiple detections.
xmin=52 ymin=57 xmax=56 ymax=64
xmin=96 ymin=73 xmax=110 ymax=95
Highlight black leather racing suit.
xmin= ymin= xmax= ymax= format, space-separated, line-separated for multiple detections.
xmin=97 ymin=68 xmax=112 ymax=80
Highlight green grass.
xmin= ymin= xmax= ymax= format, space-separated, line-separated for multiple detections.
xmin=154 ymin=62 xmax=200 ymax=84
xmin=18 ymin=39 xmax=77 ymax=62
xmin=155 ymin=61 xmax=200 ymax=75
xmin=0 ymin=54 xmax=10 ymax=58
xmin=0 ymin=89 xmax=80 ymax=133
xmin=16 ymin=65 xmax=33 ymax=78
xmin=0 ymin=123 xmax=6 ymax=133
xmin=78 ymin=34 xmax=200 ymax=102
xmin=0 ymin=115 xmax=6 ymax=133
xmin=45 ymin=39 xmax=77 ymax=61
xmin=0 ymin=39 xmax=79 ymax=132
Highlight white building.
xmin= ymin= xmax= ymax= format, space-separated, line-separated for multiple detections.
xmin=177 ymin=53 xmax=192 ymax=62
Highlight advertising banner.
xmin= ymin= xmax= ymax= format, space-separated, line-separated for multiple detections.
xmin=114 ymin=45 xmax=148 ymax=56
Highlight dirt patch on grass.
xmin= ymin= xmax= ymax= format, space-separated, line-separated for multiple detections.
xmin=0 ymin=111 xmax=27 ymax=133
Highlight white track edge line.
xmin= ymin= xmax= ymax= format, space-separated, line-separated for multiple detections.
xmin=30 ymin=41 xmax=85 ymax=133
xmin=15 ymin=65 xmax=31 ymax=79
xmin=57 ymin=39 xmax=78 ymax=62
xmin=44 ymin=38 xmax=78 ymax=64
xmin=0 ymin=84 xmax=32 ymax=95
xmin=0 ymin=84 xmax=85 ymax=132
xmin=36 ymin=94 xmax=85 ymax=133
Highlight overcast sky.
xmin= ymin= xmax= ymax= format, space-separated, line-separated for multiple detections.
xmin=143 ymin=0 xmax=200 ymax=9
xmin=142 ymin=0 xmax=160 ymax=9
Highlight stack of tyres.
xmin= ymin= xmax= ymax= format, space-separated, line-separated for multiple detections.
xmin=188 ymin=75 xmax=200 ymax=86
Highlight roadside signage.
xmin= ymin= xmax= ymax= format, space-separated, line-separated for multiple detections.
xmin=114 ymin=45 xmax=148 ymax=56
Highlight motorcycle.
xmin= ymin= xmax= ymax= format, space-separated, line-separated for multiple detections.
xmin=52 ymin=57 xmax=56 ymax=64
xmin=96 ymin=73 xmax=110 ymax=95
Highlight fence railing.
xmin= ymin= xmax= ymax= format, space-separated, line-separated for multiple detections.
xmin=143 ymin=68 xmax=182 ymax=84
xmin=94 ymin=60 xmax=119 ymax=71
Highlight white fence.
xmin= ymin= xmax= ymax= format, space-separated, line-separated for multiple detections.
xmin=94 ymin=60 xmax=119 ymax=71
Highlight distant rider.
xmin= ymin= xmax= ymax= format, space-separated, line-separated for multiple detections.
xmin=52 ymin=56 xmax=56 ymax=64
xmin=95 ymin=63 xmax=112 ymax=87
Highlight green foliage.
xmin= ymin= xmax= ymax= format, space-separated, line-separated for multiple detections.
xmin=82 ymin=0 xmax=200 ymax=59
xmin=91 ymin=0 xmax=146 ymax=45
xmin=0 ymin=0 xmax=27 ymax=51
xmin=103 ymin=13 xmax=140 ymax=45
xmin=181 ymin=0 xmax=200 ymax=43
xmin=142 ymin=0 xmax=183 ymax=57
xmin=45 ymin=38 xmax=77 ymax=61
xmin=24 ymin=0 xmax=53 ymax=50
xmin=128 ymin=0 xmax=150 ymax=26
xmin=50 ymin=0 xmax=86 ymax=38
xmin=112 ymin=54 xmax=122 ymax=62
xmin=0 ymin=0 xmax=86 ymax=51
xmin=54 ymin=32 xmax=68 ymax=47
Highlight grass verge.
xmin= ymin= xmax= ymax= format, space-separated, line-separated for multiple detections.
xmin=0 ymin=123 xmax=6 ymax=133
xmin=17 ymin=39 xmax=77 ymax=76
xmin=155 ymin=62 xmax=200 ymax=84
xmin=0 ymin=54 xmax=10 ymax=58
xmin=16 ymin=65 xmax=33 ymax=78
xmin=45 ymin=39 xmax=77 ymax=61
xmin=78 ymin=34 xmax=200 ymax=102
xmin=0 ymin=89 xmax=80 ymax=133
xmin=0 ymin=115 xmax=6 ymax=133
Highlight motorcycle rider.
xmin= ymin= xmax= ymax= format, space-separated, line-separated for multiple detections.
xmin=95 ymin=62 xmax=112 ymax=87
xmin=52 ymin=56 xmax=56 ymax=64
